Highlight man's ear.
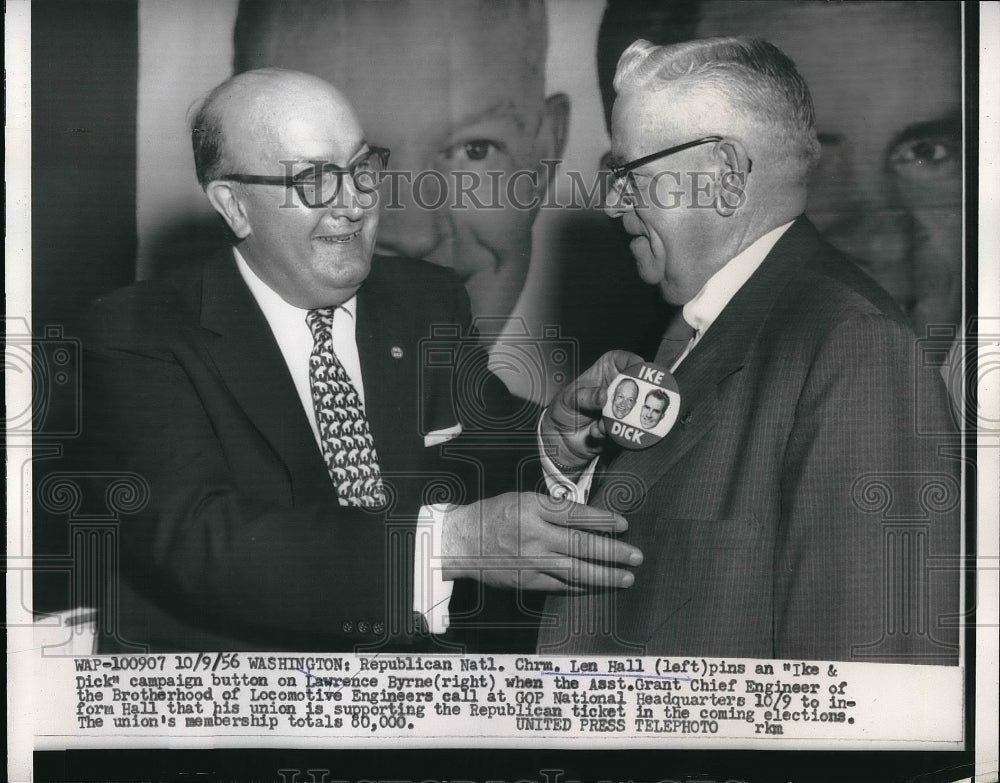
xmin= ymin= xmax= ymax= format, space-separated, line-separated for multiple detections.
xmin=535 ymin=92 xmax=571 ymax=185
xmin=205 ymin=180 xmax=252 ymax=239
xmin=713 ymin=139 xmax=751 ymax=217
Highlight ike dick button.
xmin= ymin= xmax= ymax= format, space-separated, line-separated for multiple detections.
xmin=602 ymin=362 xmax=681 ymax=449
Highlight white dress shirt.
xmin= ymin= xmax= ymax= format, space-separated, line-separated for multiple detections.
xmin=234 ymin=249 xmax=453 ymax=632
xmin=671 ymin=220 xmax=794 ymax=368
xmin=235 ymin=250 xmax=363 ymax=448
xmin=542 ymin=220 xmax=795 ymax=501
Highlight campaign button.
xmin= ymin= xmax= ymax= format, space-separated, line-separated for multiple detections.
xmin=602 ymin=361 xmax=681 ymax=450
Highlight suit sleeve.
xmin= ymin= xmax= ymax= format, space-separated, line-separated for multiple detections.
xmin=428 ymin=277 xmax=548 ymax=653
xmin=776 ymin=312 xmax=960 ymax=664
xmin=436 ymin=276 xmax=543 ymax=495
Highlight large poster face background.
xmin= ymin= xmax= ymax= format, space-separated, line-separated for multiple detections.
xmin=135 ymin=0 xmax=641 ymax=400
xmin=26 ymin=0 xmax=970 ymax=640
xmin=132 ymin=0 xmax=962 ymax=402
xmin=26 ymin=0 xmax=968 ymax=618
xmin=12 ymin=2 xmax=994 ymax=781
xmin=691 ymin=1 xmax=963 ymax=341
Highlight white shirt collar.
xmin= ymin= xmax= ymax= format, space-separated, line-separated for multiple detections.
xmin=233 ymin=247 xmax=357 ymax=323
xmin=682 ymin=220 xmax=794 ymax=338
xmin=232 ymin=247 xmax=365 ymax=445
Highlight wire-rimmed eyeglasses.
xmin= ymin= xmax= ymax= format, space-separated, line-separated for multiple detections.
xmin=608 ymin=136 xmax=749 ymax=194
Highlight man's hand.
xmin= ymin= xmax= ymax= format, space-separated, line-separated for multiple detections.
xmin=541 ymin=350 xmax=644 ymax=476
xmin=440 ymin=492 xmax=643 ymax=591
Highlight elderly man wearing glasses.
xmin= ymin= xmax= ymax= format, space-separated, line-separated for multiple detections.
xmin=538 ymin=38 xmax=960 ymax=664
xmin=81 ymin=68 xmax=642 ymax=653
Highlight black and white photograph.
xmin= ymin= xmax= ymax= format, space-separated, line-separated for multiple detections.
xmin=6 ymin=1 xmax=997 ymax=782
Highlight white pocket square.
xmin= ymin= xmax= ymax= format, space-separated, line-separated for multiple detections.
xmin=424 ymin=423 xmax=463 ymax=448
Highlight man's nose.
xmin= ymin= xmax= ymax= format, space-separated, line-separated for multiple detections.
xmin=808 ymin=152 xmax=916 ymax=313
xmin=375 ymin=151 xmax=443 ymax=259
xmin=327 ymin=175 xmax=367 ymax=221
xmin=823 ymin=208 xmax=914 ymax=305
xmin=603 ymin=179 xmax=633 ymax=219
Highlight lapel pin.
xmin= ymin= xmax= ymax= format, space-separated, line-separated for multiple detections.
xmin=602 ymin=361 xmax=681 ymax=449
xmin=390 ymin=346 xmax=404 ymax=359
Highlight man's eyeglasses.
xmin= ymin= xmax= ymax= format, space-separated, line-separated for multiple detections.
xmin=221 ymin=146 xmax=390 ymax=208
xmin=608 ymin=136 xmax=736 ymax=193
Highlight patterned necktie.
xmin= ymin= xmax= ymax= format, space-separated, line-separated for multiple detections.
xmin=305 ymin=308 xmax=386 ymax=508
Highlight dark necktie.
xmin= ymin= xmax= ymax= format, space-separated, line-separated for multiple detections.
xmin=306 ymin=308 xmax=386 ymax=508
xmin=654 ymin=309 xmax=697 ymax=367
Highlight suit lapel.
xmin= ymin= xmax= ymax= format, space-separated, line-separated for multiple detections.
xmin=197 ymin=257 xmax=332 ymax=504
xmin=596 ymin=218 xmax=812 ymax=507
xmin=355 ymin=261 xmax=416 ymax=477
xmin=546 ymin=219 xmax=827 ymax=653
xmin=595 ymin=327 xmax=727 ymax=508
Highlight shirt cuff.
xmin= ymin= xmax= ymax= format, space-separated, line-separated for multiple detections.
xmin=413 ymin=504 xmax=456 ymax=634
xmin=536 ymin=408 xmax=599 ymax=504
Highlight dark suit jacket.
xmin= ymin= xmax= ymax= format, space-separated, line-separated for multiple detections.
xmin=82 ymin=253 xmax=534 ymax=652
xmin=540 ymin=218 xmax=960 ymax=664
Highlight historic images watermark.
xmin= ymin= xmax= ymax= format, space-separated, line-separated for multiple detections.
xmin=268 ymin=160 xmax=749 ymax=213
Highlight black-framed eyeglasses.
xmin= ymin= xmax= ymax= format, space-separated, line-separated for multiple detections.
xmin=609 ymin=136 xmax=743 ymax=192
xmin=221 ymin=146 xmax=390 ymax=208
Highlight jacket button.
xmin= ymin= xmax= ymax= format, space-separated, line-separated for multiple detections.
xmin=342 ymin=621 xmax=353 ymax=633
xmin=358 ymin=621 xmax=370 ymax=633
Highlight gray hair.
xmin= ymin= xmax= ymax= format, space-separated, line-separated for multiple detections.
xmin=614 ymin=37 xmax=820 ymax=174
